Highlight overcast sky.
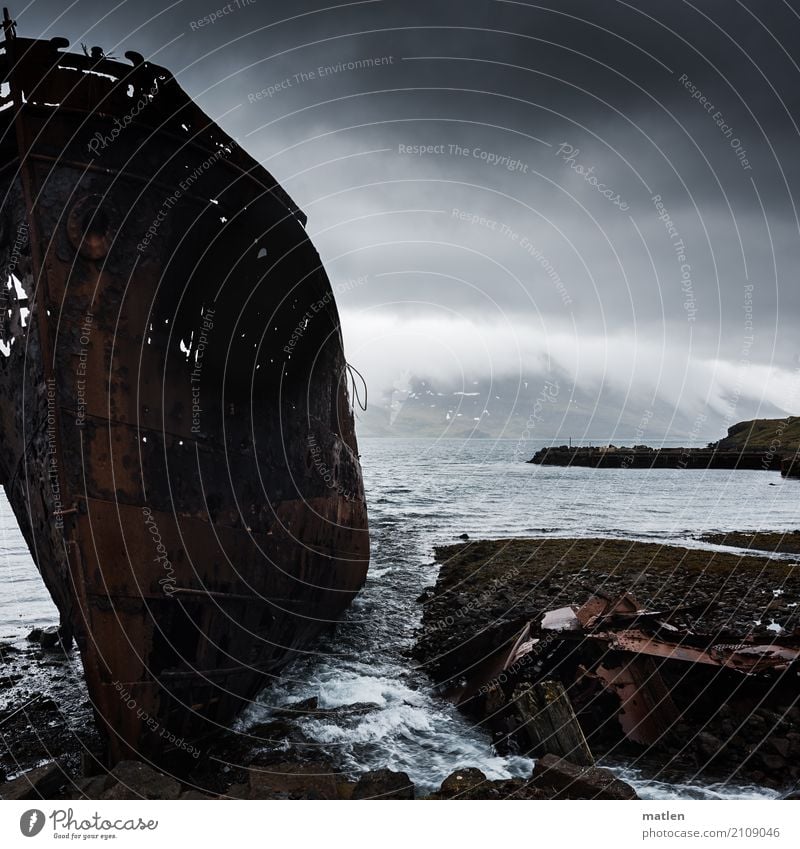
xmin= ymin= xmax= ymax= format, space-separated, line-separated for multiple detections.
xmin=16 ymin=0 xmax=800 ymax=437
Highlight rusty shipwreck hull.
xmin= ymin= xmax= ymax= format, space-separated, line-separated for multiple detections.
xmin=0 ymin=16 xmax=369 ymax=762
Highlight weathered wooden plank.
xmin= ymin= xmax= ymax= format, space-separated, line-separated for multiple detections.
xmin=512 ymin=679 xmax=594 ymax=765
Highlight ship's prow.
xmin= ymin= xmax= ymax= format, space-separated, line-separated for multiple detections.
xmin=0 ymin=10 xmax=369 ymax=763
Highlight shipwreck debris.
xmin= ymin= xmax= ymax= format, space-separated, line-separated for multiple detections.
xmin=511 ymin=680 xmax=594 ymax=765
xmin=432 ymin=579 xmax=799 ymax=776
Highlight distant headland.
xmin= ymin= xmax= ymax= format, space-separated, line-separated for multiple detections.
xmin=529 ymin=417 xmax=800 ymax=477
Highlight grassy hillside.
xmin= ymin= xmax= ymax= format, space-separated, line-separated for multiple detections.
xmin=715 ymin=417 xmax=800 ymax=450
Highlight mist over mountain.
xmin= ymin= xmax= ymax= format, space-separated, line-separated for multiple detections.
xmin=352 ymin=370 xmax=788 ymax=443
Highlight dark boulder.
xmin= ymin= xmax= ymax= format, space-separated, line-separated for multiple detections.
xmin=0 ymin=762 xmax=64 ymax=799
xmin=68 ymin=775 xmax=107 ymax=799
xmin=351 ymin=769 xmax=415 ymax=800
xmin=39 ymin=627 xmax=61 ymax=650
xmin=268 ymin=699 xmax=377 ymax=724
xmin=245 ymin=720 xmax=298 ymax=742
xmin=101 ymin=760 xmax=182 ymax=800
xmin=228 ymin=761 xmax=340 ymax=800
xmin=273 ymin=696 xmax=319 ymax=717
xmin=531 ymin=754 xmax=638 ymax=800
xmin=439 ymin=768 xmax=488 ymax=798
xmin=431 ymin=769 xmax=551 ymax=800
xmin=179 ymin=789 xmax=215 ymax=799
xmin=25 ymin=625 xmax=70 ymax=650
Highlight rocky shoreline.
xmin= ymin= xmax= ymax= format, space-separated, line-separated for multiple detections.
xmin=3 ymin=533 xmax=799 ymax=800
xmin=413 ymin=536 xmax=800 ymax=795
xmin=529 ymin=446 xmax=784 ymax=470
xmin=1 ymin=627 xmax=640 ymax=800
xmin=529 ymin=416 xmax=800 ymax=473
xmin=0 ymin=631 xmax=101 ymax=786
xmin=696 ymin=531 xmax=800 ymax=555
xmin=0 ymin=751 xmax=638 ymax=801
xmin=0 ymin=657 xmax=640 ymax=801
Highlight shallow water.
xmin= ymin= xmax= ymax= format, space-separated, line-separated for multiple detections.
xmin=0 ymin=493 xmax=61 ymax=644
xmin=2 ymin=437 xmax=797 ymax=796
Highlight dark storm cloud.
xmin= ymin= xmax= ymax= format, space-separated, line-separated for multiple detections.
xmin=12 ymin=0 xmax=800 ymax=427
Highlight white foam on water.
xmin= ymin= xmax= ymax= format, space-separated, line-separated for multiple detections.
xmin=607 ymin=765 xmax=782 ymax=800
xmin=303 ymin=699 xmax=534 ymax=789
xmin=253 ymin=664 xmax=535 ymax=790
xmin=314 ymin=674 xmax=424 ymax=709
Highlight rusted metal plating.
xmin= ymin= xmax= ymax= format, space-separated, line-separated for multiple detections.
xmin=0 ymin=12 xmax=369 ymax=763
xmin=475 ymin=591 xmax=797 ymax=746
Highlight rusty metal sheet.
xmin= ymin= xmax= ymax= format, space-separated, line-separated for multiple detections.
xmin=594 ymin=659 xmax=680 ymax=745
xmin=604 ymin=629 xmax=799 ymax=673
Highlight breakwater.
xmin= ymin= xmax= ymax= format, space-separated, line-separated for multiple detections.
xmin=528 ymin=446 xmax=783 ymax=470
